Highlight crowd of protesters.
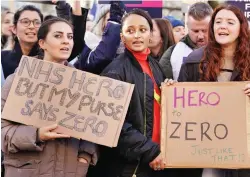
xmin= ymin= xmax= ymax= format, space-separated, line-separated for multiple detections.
xmin=1 ymin=1 xmax=250 ymax=177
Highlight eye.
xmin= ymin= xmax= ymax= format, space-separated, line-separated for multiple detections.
xmin=141 ymin=28 xmax=146 ymax=32
xmin=34 ymin=20 xmax=41 ymax=26
xmin=127 ymin=29 xmax=134 ymax=34
xmin=54 ymin=34 xmax=62 ymax=38
xmin=68 ymin=35 xmax=73 ymax=39
xmin=228 ymin=21 xmax=234 ymax=25
xmin=215 ymin=21 xmax=221 ymax=24
xmin=22 ymin=19 xmax=30 ymax=25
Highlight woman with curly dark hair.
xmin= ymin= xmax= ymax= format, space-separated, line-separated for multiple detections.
xmin=178 ymin=4 xmax=250 ymax=177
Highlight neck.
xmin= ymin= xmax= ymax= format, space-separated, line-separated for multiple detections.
xmin=222 ymin=42 xmax=237 ymax=61
xmin=43 ymin=55 xmax=66 ymax=65
xmin=150 ymin=45 xmax=162 ymax=57
xmin=19 ymin=41 xmax=35 ymax=55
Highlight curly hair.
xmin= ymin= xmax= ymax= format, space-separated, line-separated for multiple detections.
xmin=199 ymin=4 xmax=250 ymax=81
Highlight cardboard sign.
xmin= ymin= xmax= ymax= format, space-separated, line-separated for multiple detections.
xmin=161 ymin=82 xmax=250 ymax=168
xmin=2 ymin=56 xmax=134 ymax=147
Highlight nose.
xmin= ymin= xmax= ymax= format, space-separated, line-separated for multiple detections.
xmin=28 ymin=22 xmax=35 ymax=28
xmin=198 ymin=31 xmax=205 ymax=39
xmin=134 ymin=31 xmax=141 ymax=38
xmin=62 ymin=36 xmax=70 ymax=44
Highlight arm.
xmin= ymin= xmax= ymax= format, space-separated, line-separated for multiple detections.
xmin=78 ymin=140 xmax=99 ymax=165
xmin=159 ymin=45 xmax=175 ymax=79
xmin=55 ymin=1 xmax=71 ymax=21
xmin=68 ymin=1 xmax=88 ymax=61
xmin=74 ymin=22 xmax=121 ymax=74
xmin=74 ymin=1 xmax=125 ymax=74
xmin=1 ymin=74 xmax=45 ymax=153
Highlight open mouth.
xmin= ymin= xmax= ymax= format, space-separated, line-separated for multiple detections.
xmin=218 ymin=32 xmax=229 ymax=36
xmin=60 ymin=47 xmax=70 ymax=51
xmin=133 ymin=41 xmax=143 ymax=45
xmin=25 ymin=32 xmax=36 ymax=36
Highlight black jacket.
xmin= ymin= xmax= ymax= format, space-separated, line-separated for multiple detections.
xmin=178 ymin=47 xmax=250 ymax=177
xmin=90 ymin=49 xmax=165 ymax=177
xmin=1 ymin=9 xmax=88 ymax=79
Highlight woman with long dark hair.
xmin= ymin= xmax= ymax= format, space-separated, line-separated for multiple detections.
xmin=149 ymin=18 xmax=175 ymax=61
xmin=178 ymin=4 xmax=250 ymax=177
xmin=1 ymin=17 xmax=98 ymax=177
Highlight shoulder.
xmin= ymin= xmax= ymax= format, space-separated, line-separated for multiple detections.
xmin=101 ymin=53 xmax=127 ymax=76
xmin=184 ymin=46 xmax=205 ymax=64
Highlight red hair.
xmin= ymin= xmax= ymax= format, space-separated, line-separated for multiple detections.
xmin=200 ymin=4 xmax=250 ymax=81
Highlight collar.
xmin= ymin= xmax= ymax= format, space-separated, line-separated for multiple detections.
xmin=126 ymin=46 xmax=151 ymax=61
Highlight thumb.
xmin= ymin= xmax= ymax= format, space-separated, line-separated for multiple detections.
xmin=44 ymin=124 xmax=58 ymax=131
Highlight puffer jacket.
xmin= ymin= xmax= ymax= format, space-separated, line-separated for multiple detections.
xmin=1 ymin=64 xmax=98 ymax=177
xmin=87 ymin=49 xmax=165 ymax=177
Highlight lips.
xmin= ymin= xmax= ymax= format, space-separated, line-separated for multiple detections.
xmin=25 ymin=32 xmax=36 ymax=36
xmin=133 ymin=41 xmax=143 ymax=44
xmin=60 ymin=47 xmax=70 ymax=51
xmin=218 ymin=32 xmax=229 ymax=36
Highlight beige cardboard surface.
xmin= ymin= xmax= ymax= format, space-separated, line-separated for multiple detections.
xmin=161 ymin=82 xmax=250 ymax=168
xmin=2 ymin=56 xmax=134 ymax=147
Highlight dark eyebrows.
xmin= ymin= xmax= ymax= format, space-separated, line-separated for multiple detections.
xmin=53 ymin=31 xmax=73 ymax=35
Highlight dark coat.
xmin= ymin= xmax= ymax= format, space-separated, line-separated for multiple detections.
xmin=89 ymin=49 xmax=165 ymax=177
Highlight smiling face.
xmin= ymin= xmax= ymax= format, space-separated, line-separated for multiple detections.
xmin=12 ymin=10 xmax=41 ymax=44
xmin=213 ymin=9 xmax=240 ymax=47
xmin=121 ymin=14 xmax=151 ymax=52
xmin=39 ymin=22 xmax=74 ymax=63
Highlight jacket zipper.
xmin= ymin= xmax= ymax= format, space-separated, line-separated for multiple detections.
xmin=132 ymin=73 xmax=147 ymax=177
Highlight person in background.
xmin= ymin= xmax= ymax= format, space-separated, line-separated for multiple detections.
xmin=88 ymin=8 xmax=166 ymax=177
xmin=1 ymin=17 xmax=98 ymax=177
xmin=56 ymin=1 xmax=126 ymax=74
xmin=1 ymin=10 xmax=14 ymax=50
xmin=1 ymin=2 xmax=87 ymax=79
xmin=159 ymin=2 xmax=213 ymax=79
xmin=164 ymin=15 xmax=185 ymax=43
xmin=149 ymin=18 xmax=175 ymax=61
xmin=178 ymin=5 xmax=250 ymax=177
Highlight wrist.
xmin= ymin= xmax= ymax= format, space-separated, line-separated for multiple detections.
xmin=36 ymin=128 xmax=44 ymax=143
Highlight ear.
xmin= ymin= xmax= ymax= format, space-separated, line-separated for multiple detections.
xmin=38 ymin=39 xmax=46 ymax=50
xmin=12 ymin=25 xmax=17 ymax=35
xmin=120 ymin=33 xmax=125 ymax=44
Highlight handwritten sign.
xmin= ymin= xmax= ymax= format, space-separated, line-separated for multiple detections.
xmin=161 ymin=82 xmax=250 ymax=168
xmin=2 ymin=56 xmax=134 ymax=147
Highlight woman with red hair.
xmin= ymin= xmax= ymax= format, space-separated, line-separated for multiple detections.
xmin=178 ymin=4 xmax=250 ymax=177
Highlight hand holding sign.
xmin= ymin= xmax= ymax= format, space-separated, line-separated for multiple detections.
xmin=38 ymin=124 xmax=70 ymax=141
xmin=244 ymin=83 xmax=250 ymax=96
xmin=149 ymin=152 xmax=166 ymax=171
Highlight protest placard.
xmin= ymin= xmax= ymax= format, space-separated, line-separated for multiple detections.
xmin=161 ymin=82 xmax=250 ymax=168
xmin=2 ymin=56 xmax=134 ymax=147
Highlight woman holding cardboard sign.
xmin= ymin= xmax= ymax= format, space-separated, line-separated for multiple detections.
xmin=87 ymin=8 xmax=203 ymax=177
xmin=1 ymin=17 xmax=98 ymax=177
xmin=178 ymin=4 xmax=250 ymax=177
